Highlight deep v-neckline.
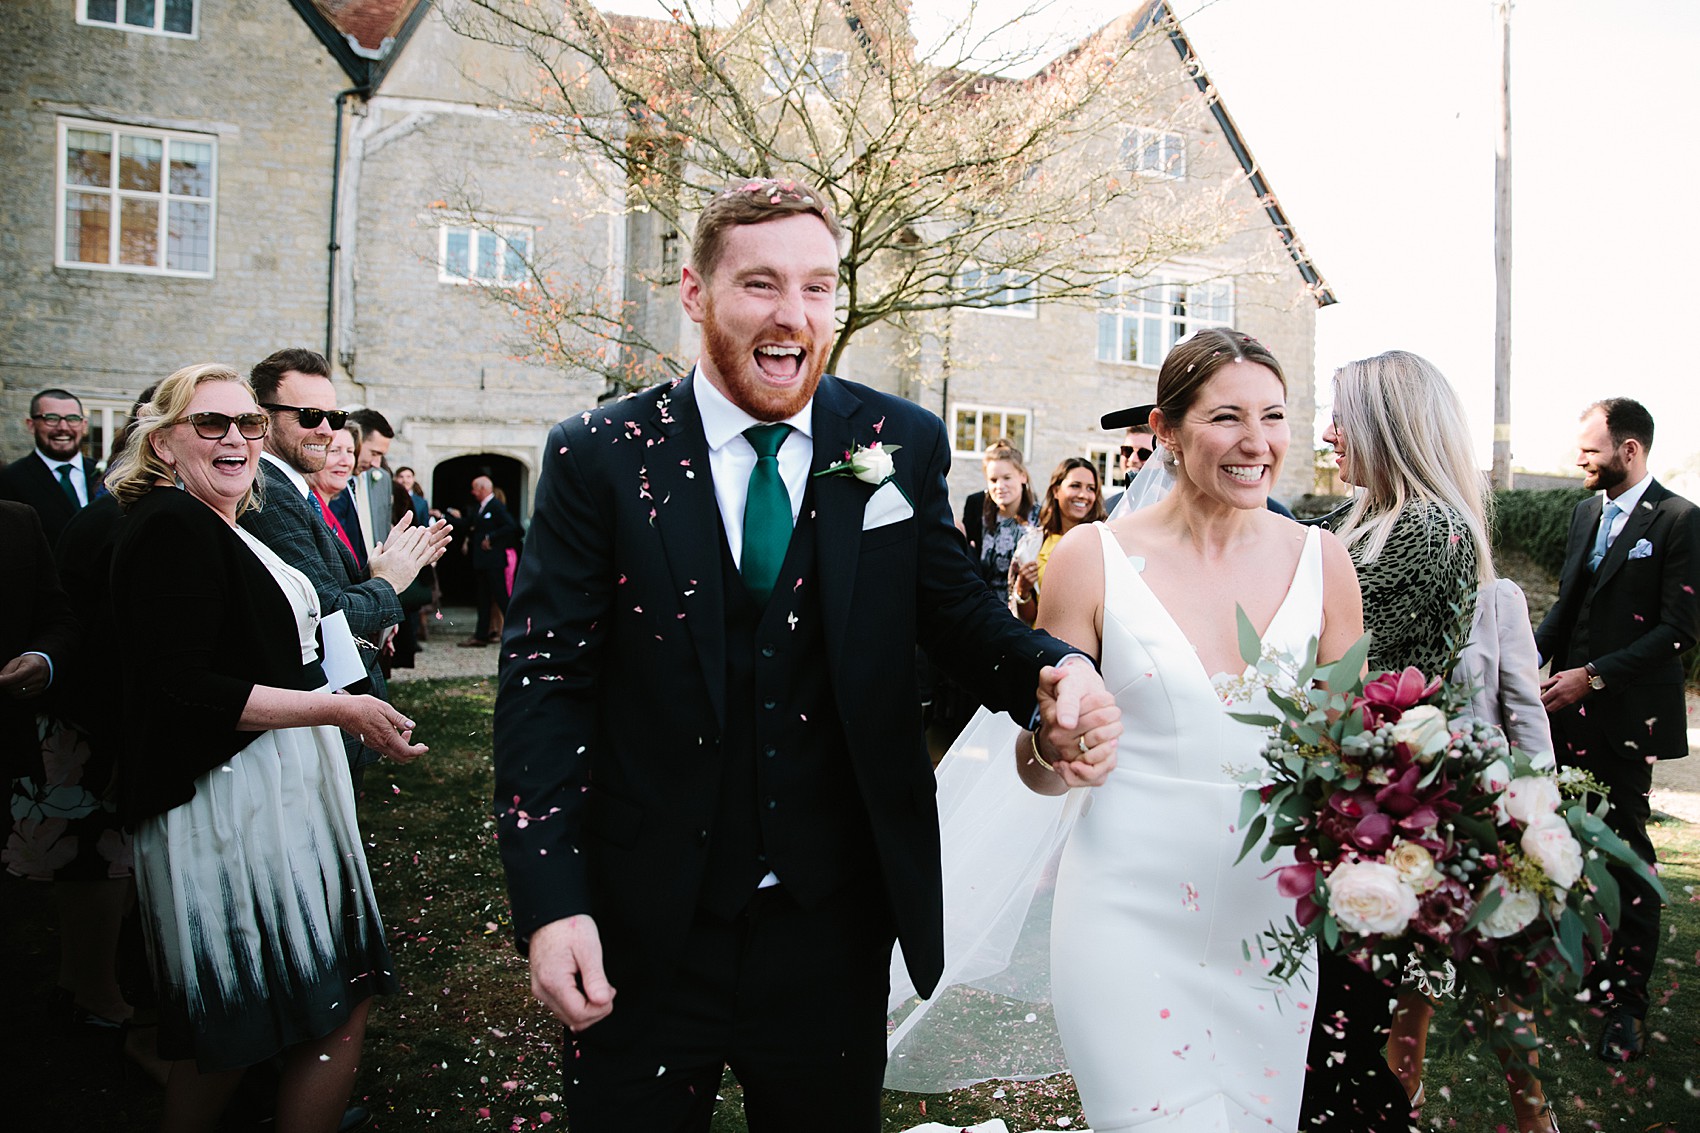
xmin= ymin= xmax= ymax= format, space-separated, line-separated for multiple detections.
xmin=1100 ymin=522 xmax=1318 ymax=688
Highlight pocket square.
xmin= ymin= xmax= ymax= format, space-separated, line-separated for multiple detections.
xmin=1628 ymin=538 xmax=1653 ymax=560
xmin=861 ymin=479 xmax=913 ymax=530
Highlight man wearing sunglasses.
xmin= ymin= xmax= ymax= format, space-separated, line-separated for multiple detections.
xmin=239 ymin=348 xmax=452 ymax=784
xmin=1098 ymin=405 xmax=1156 ymax=515
xmin=0 ymin=389 xmax=103 ymax=547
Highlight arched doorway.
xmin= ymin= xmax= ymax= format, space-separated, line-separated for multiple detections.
xmin=430 ymin=453 xmax=529 ymax=604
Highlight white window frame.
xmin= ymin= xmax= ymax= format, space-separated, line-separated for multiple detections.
xmin=763 ymin=46 xmax=849 ymax=97
xmin=77 ymin=0 xmax=199 ymax=38
xmin=81 ymin=396 xmax=134 ymax=468
xmin=1120 ymin=125 xmax=1186 ymax=179
xmin=1085 ymin=446 xmax=1118 ymax=492
xmin=958 ymin=264 xmax=1036 ymax=318
xmin=55 ymin=117 xmax=218 ymax=278
xmin=438 ymin=223 xmax=535 ymax=287
xmin=951 ymin=404 xmax=1032 ymax=458
xmin=1096 ymin=274 xmax=1233 ymax=367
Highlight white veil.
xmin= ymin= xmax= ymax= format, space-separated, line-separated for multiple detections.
xmin=884 ymin=446 xmax=1176 ymax=1091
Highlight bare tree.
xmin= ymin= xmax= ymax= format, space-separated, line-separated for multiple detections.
xmin=444 ymin=0 xmax=1260 ymax=395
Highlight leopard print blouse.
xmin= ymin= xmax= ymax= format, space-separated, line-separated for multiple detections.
xmin=1330 ymin=501 xmax=1479 ymax=678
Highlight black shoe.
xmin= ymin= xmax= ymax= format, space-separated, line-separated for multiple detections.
xmin=338 ymin=1106 xmax=372 ymax=1132
xmin=1596 ymin=1008 xmax=1646 ymax=1062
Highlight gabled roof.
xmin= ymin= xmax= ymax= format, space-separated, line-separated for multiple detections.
xmin=1127 ymin=1 xmax=1335 ymax=306
xmin=287 ymin=0 xmax=432 ymax=88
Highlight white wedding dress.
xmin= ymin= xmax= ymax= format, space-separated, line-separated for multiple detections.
xmin=1047 ymin=522 xmax=1322 ymax=1131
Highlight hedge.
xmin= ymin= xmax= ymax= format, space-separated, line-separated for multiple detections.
xmin=1490 ymin=487 xmax=1591 ymax=576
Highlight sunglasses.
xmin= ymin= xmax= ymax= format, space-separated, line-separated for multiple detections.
xmin=31 ymin=413 xmax=85 ymax=426
xmin=178 ymin=411 xmax=271 ymax=440
xmin=260 ymin=403 xmax=348 ymax=430
xmin=1120 ymin=445 xmax=1153 ymax=461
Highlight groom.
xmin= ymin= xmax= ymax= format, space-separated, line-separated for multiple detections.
xmin=493 ymin=179 xmax=1118 ymax=1131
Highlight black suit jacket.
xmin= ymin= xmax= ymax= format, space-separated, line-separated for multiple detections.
xmin=0 ymin=453 xmax=102 ymax=548
xmin=1534 ymin=479 xmax=1700 ymax=761
xmin=467 ymin=494 xmax=520 ymax=569
xmin=494 ymin=374 xmax=1073 ymax=1010
xmin=0 ymin=502 xmax=77 ymax=779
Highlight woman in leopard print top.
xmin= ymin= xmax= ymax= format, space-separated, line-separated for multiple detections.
xmin=1323 ymin=351 xmax=1558 ymax=1133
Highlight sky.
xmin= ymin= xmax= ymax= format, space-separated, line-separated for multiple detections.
xmin=594 ymin=0 xmax=1700 ymax=478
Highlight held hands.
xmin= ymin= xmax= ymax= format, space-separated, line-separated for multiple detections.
xmin=369 ymin=514 xmax=454 ymax=592
xmin=1539 ymin=666 xmax=1591 ymax=712
xmin=1036 ymin=659 xmax=1121 ymax=788
xmin=529 ymin=915 xmax=616 ymax=1031
xmin=0 ymin=654 xmax=51 ymax=700
xmin=336 ymin=692 xmax=428 ymax=763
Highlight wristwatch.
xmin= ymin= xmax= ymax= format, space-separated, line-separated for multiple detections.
xmin=1584 ymin=662 xmax=1606 ymax=691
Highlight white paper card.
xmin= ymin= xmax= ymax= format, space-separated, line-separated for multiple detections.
xmin=318 ymin=609 xmax=367 ymax=691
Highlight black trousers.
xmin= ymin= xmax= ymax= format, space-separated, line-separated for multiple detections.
xmin=1299 ymin=953 xmax=1416 ymax=1131
xmin=563 ymin=883 xmax=896 ymax=1133
xmin=474 ymin=562 xmax=509 ymax=640
xmin=1563 ymin=744 xmax=1660 ymax=1017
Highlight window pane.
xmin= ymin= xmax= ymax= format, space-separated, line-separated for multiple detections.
xmin=64 ymin=191 xmax=111 ymax=264
xmin=1119 ymin=318 xmax=1138 ymax=363
xmin=163 ymin=0 xmax=193 ymax=33
xmin=1142 ymin=317 xmax=1162 ymax=363
xmin=124 ymin=0 xmax=156 ymax=28
xmin=475 ymin=232 xmax=498 ymax=281
xmin=1005 ymin=415 xmax=1027 ymax=455
xmin=66 ymin=130 xmax=113 ymax=188
xmin=169 ymin=140 xmax=213 ymax=197
xmin=119 ymin=197 xmax=159 ymax=266
xmin=166 ymin=200 xmax=211 ymax=272
xmin=1097 ymin=312 xmax=1117 ymax=361
xmin=444 ymin=229 xmax=469 ymax=278
xmin=502 ymin=234 xmax=527 ymax=282
xmin=118 ymin=135 xmax=162 ymax=192
xmin=86 ymin=0 xmax=119 ymax=22
xmin=954 ymin=410 xmax=977 ymax=453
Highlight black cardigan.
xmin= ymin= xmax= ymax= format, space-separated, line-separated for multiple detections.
xmin=112 ymin=487 xmax=314 ymax=822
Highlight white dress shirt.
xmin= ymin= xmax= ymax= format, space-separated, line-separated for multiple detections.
xmin=1601 ymin=471 xmax=1652 ymax=545
xmin=36 ymin=450 xmax=88 ymax=507
xmin=262 ymin=451 xmax=314 ymax=499
xmin=692 ymin=368 xmax=814 ymax=567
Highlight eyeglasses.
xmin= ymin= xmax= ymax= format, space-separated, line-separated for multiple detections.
xmin=176 ymin=411 xmax=271 ymax=440
xmin=259 ymin=403 xmax=348 ymax=430
xmin=1121 ymin=445 xmax=1153 ymax=461
xmin=31 ymin=413 xmax=85 ymax=426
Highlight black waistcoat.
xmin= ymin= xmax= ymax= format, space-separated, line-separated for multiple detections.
xmin=698 ymin=494 xmax=874 ymax=917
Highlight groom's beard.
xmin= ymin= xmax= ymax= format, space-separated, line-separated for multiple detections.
xmin=700 ymin=313 xmax=829 ymax=423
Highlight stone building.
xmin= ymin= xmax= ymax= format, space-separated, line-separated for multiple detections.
xmin=1 ymin=0 xmax=1333 ymax=550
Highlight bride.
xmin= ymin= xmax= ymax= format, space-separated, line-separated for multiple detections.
xmin=896 ymin=329 xmax=1369 ymax=1130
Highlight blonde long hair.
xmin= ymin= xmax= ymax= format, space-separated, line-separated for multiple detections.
xmin=1330 ymin=351 xmax=1493 ymax=582
xmin=106 ymin=363 xmax=264 ymax=516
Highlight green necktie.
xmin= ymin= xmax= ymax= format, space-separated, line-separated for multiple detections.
xmin=741 ymin=424 xmax=793 ymax=604
xmin=56 ymin=463 xmax=79 ymax=506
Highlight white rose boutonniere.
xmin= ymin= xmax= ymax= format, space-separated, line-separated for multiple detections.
xmin=817 ymin=441 xmax=900 ymax=486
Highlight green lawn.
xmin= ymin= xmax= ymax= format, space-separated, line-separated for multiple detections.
xmin=370 ymin=678 xmax=1700 ymax=1131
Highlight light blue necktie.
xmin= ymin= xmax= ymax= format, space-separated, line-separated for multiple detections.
xmin=741 ymin=424 xmax=793 ymax=604
xmin=1588 ymin=499 xmax=1621 ymax=572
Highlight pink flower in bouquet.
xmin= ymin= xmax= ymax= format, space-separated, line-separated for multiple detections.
xmin=1410 ymin=877 xmax=1475 ymax=943
xmin=1358 ymin=666 xmax=1443 ymax=727
xmin=1372 ymin=764 xmax=1450 ymax=838
xmin=1323 ymin=788 xmax=1394 ymax=854
xmin=1326 ymin=860 xmax=1419 ymax=936
xmin=1275 ymin=862 xmax=1323 ymax=926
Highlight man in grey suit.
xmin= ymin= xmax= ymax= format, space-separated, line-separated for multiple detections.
xmin=349 ymin=408 xmax=398 ymax=562
xmin=239 ymin=348 xmax=450 ymax=783
xmin=1535 ymin=397 xmax=1700 ymax=1062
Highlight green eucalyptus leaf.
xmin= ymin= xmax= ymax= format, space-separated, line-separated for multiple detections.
xmin=1236 ymin=604 xmax=1264 ymax=667
xmin=1463 ymin=883 xmax=1504 ymax=932
xmin=1236 ymin=813 xmax=1268 ymax=865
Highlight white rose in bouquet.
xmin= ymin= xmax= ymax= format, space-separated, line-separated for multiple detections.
xmin=1521 ymin=814 xmax=1585 ymax=890
xmin=1480 ymin=758 xmax=1512 ymax=824
xmin=1389 ymin=705 xmax=1449 ymax=760
xmin=1478 ymin=876 xmax=1542 ymax=938
xmin=1504 ymin=775 xmax=1562 ymax=827
xmin=1327 ymin=861 xmax=1419 ymax=936
xmin=849 ymin=443 xmax=896 ymax=485
xmin=1387 ymin=840 xmax=1440 ymax=893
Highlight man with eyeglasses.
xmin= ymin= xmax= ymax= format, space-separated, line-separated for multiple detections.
xmin=239 ymin=348 xmax=451 ymax=784
xmin=0 ymin=389 xmax=103 ymax=546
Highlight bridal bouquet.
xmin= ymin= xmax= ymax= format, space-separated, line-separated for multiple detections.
xmin=1228 ymin=615 xmax=1662 ymax=1013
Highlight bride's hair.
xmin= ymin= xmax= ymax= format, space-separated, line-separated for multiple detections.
xmin=1329 ymin=350 xmax=1494 ymax=583
xmin=1151 ymin=328 xmax=1287 ymax=472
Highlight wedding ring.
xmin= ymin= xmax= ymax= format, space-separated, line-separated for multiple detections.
xmin=1076 ymin=735 xmax=1089 ymax=756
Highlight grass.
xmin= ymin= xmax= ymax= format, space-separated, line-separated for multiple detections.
xmin=363 ymin=677 xmax=1700 ymax=1132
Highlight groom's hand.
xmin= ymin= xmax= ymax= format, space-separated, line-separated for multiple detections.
xmin=1037 ymin=659 xmax=1120 ymax=789
xmin=529 ymin=914 xmax=616 ymax=1031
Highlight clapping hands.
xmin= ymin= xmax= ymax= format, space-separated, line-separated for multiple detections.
xmin=369 ymin=514 xmax=454 ymax=592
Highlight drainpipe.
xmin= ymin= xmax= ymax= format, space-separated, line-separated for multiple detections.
xmin=327 ymin=85 xmax=367 ymax=361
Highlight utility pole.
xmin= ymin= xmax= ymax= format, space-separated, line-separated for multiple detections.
xmin=1491 ymin=0 xmax=1514 ymax=489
